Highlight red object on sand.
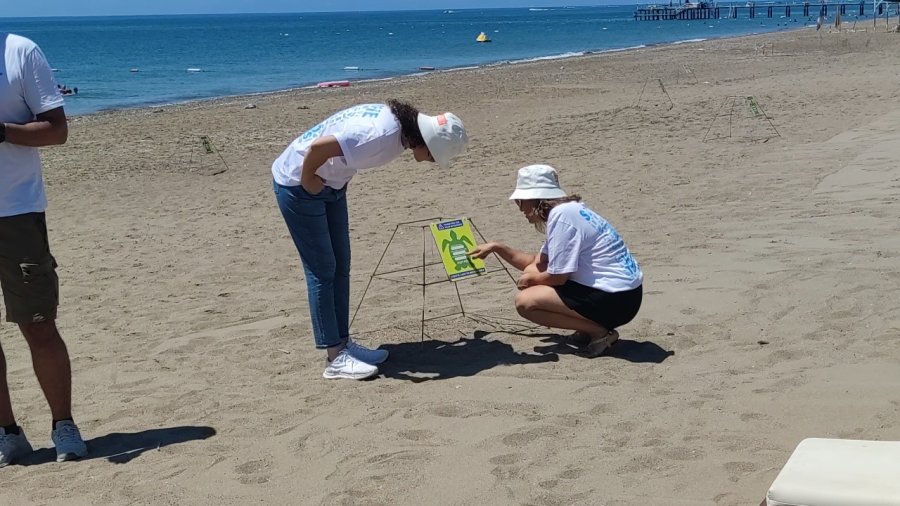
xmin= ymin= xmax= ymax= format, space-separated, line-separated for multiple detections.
xmin=317 ymin=80 xmax=351 ymax=88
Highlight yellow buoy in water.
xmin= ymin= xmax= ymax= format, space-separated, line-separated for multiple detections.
xmin=476 ymin=32 xmax=491 ymax=43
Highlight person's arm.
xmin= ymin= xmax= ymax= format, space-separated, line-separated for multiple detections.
xmin=468 ymin=241 xmax=537 ymax=271
xmin=516 ymin=252 xmax=568 ymax=288
xmin=516 ymin=268 xmax=569 ymax=289
xmin=2 ymin=107 xmax=68 ymax=147
xmin=517 ymin=218 xmax=581 ymax=289
xmin=300 ymin=135 xmax=343 ymax=194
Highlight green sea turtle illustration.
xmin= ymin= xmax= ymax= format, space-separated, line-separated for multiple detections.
xmin=441 ymin=230 xmax=475 ymax=271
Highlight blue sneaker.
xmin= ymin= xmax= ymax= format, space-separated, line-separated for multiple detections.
xmin=0 ymin=427 xmax=33 ymax=467
xmin=51 ymin=421 xmax=87 ymax=462
xmin=345 ymin=338 xmax=389 ymax=365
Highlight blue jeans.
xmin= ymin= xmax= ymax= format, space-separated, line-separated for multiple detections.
xmin=274 ymin=181 xmax=350 ymax=349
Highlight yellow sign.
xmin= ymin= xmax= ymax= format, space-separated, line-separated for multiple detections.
xmin=430 ymin=218 xmax=485 ymax=281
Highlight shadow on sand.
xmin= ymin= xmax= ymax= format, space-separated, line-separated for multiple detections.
xmin=378 ymin=326 xmax=674 ymax=381
xmin=533 ymin=333 xmax=675 ymax=364
xmin=19 ymin=425 xmax=216 ymax=466
xmin=378 ymin=330 xmax=558 ymax=382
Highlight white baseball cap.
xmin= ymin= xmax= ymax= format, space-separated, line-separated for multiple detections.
xmin=509 ymin=164 xmax=568 ymax=200
xmin=417 ymin=112 xmax=468 ymax=169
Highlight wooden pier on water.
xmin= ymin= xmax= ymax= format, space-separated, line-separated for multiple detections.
xmin=634 ymin=1 xmax=885 ymax=20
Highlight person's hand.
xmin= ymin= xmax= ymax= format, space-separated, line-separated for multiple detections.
xmin=516 ymin=272 xmax=537 ymax=290
xmin=301 ymin=175 xmax=326 ymax=195
xmin=467 ymin=242 xmax=496 ymax=260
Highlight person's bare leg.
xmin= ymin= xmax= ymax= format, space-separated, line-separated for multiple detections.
xmin=515 ymin=286 xmax=617 ymax=357
xmin=19 ymin=321 xmax=72 ymax=421
xmin=515 ymin=285 xmax=608 ymax=335
xmin=0 ymin=343 xmax=15 ymax=427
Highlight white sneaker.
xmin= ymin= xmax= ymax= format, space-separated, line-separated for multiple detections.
xmin=0 ymin=427 xmax=33 ymax=467
xmin=345 ymin=338 xmax=389 ymax=365
xmin=323 ymin=349 xmax=379 ymax=380
xmin=51 ymin=421 xmax=88 ymax=462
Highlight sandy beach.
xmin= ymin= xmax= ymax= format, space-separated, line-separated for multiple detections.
xmin=1 ymin=25 xmax=900 ymax=505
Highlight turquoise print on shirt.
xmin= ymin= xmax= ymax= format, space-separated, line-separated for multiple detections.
xmin=301 ymin=104 xmax=383 ymax=141
xmin=578 ymin=208 xmax=641 ymax=278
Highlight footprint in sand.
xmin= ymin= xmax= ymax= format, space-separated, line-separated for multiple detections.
xmin=234 ymin=458 xmax=272 ymax=485
xmin=739 ymin=412 xmax=764 ymax=422
xmin=723 ymin=461 xmax=757 ymax=482
xmin=365 ymin=450 xmax=428 ymax=465
xmin=489 ymin=452 xmax=529 ymax=480
xmin=617 ymin=454 xmax=664 ymax=474
xmin=612 ymin=420 xmax=637 ymax=433
xmin=538 ymin=479 xmax=559 ymax=489
xmin=584 ymin=403 xmax=612 ymax=416
xmin=501 ymin=426 xmax=560 ymax=447
xmin=428 ymin=404 xmax=469 ymax=418
xmin=641 ymin=438 xmax=665 ymax=448
xmin=489 ymin=453 xmax=523 ymax=465
xmin=397 ymin=429 xmax=434 ymax=441
xmin=663 ymin=446 xmax=705 ymax=461
xmin=557 ymin=467 xmax=586 ymax=480
xmin=768 ymin=349 xmax=800 ymax=363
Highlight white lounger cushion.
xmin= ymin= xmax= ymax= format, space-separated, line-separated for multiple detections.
xmin=767 ymin=438 xmax=900 ymax=506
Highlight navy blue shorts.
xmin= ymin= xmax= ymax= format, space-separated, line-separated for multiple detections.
xmin=554 ymin=281 xmax=642 ymax=330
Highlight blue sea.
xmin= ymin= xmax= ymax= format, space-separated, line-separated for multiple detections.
xmin=3 ymin=6 xmax=854 ymax=115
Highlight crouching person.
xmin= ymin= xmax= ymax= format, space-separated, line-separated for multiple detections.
xmin=469 ymin=164 xmax=643 ymax=357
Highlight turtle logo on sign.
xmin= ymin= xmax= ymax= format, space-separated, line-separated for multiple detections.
xmin=441 ymin=230 xmax=475 ymax=271
xmin=430 ymin=219 xmax=486 ymax=281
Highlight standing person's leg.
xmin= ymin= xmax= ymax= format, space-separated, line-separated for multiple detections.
xmin=0 ymin=339 xmax=32 ymax=466
xmin=20 ymin=320 xmax=87 ymax=461
xmin=274 ymin=182 xmax=377 ymax=379
xmin=0 ymin=343 xmax=15 ymax=427
xmin=0 ymin=216 xmax=33 ymax=467
xmin=326 ymin=188 xmax=388 ymax=364
xmin=274 ymin=184 xmax=342 ymax=351
xmin=326 ymin=187 xmax=351 ymax=341
xmin=0 ymin=217 xmax=21 ymax=431
xmin=0 ymin=212 xmax=85 ymax=462
xmin=20 ymin=321 xmax=72 ymax=422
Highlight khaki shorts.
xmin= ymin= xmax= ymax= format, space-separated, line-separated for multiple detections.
xmin=0 ymin=212 xmax=59 ymax=323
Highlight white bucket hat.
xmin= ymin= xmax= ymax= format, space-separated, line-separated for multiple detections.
xmin=509 ymin=164 xmax=568 ymax=200
xmin=417 ymin=112 xmax=468 ymax=169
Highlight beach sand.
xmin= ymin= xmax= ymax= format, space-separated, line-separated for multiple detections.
xmin=2 ymin=26 xmax=900 ymax=505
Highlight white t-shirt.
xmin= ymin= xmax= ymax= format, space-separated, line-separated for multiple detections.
xmin=540 ymin=202 xmax=643 ymax=292
xmin=272 ymin=103 xmax=404 ymax=189
xmin=0 ymin=33 xmax=64 ymax=217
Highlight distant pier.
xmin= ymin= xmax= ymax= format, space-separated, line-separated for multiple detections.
xmin=634 ymin=2 xmax=879 ymax=20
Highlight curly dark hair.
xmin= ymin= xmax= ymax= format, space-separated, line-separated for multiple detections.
xmin=387 ymin=99 xmax=426 ymax=149
xmin=531 ymin=195 xmax=583 ymax=232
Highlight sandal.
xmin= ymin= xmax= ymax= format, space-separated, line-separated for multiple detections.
xmin=585 ymin=330 xmax=619 ymax=358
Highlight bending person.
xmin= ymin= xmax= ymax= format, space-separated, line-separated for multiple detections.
xmin=469 ymin=164 xmax=643 ymax=357
xmin=273 ymin=101 xmax=468 ymax=380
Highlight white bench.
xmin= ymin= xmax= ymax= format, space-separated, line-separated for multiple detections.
xmin=767 ymin=438 xmax=900 ymax=506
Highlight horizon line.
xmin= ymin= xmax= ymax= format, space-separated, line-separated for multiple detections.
xmin=1 ymin=5 xmax=655 ymax=20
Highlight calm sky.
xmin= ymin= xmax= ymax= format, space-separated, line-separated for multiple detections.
xmin=5 ymin=1 xmax=610 ymax=18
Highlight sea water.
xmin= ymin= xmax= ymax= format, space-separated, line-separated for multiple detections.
xmin=2 ymin=6 xmax=844 ymax=115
